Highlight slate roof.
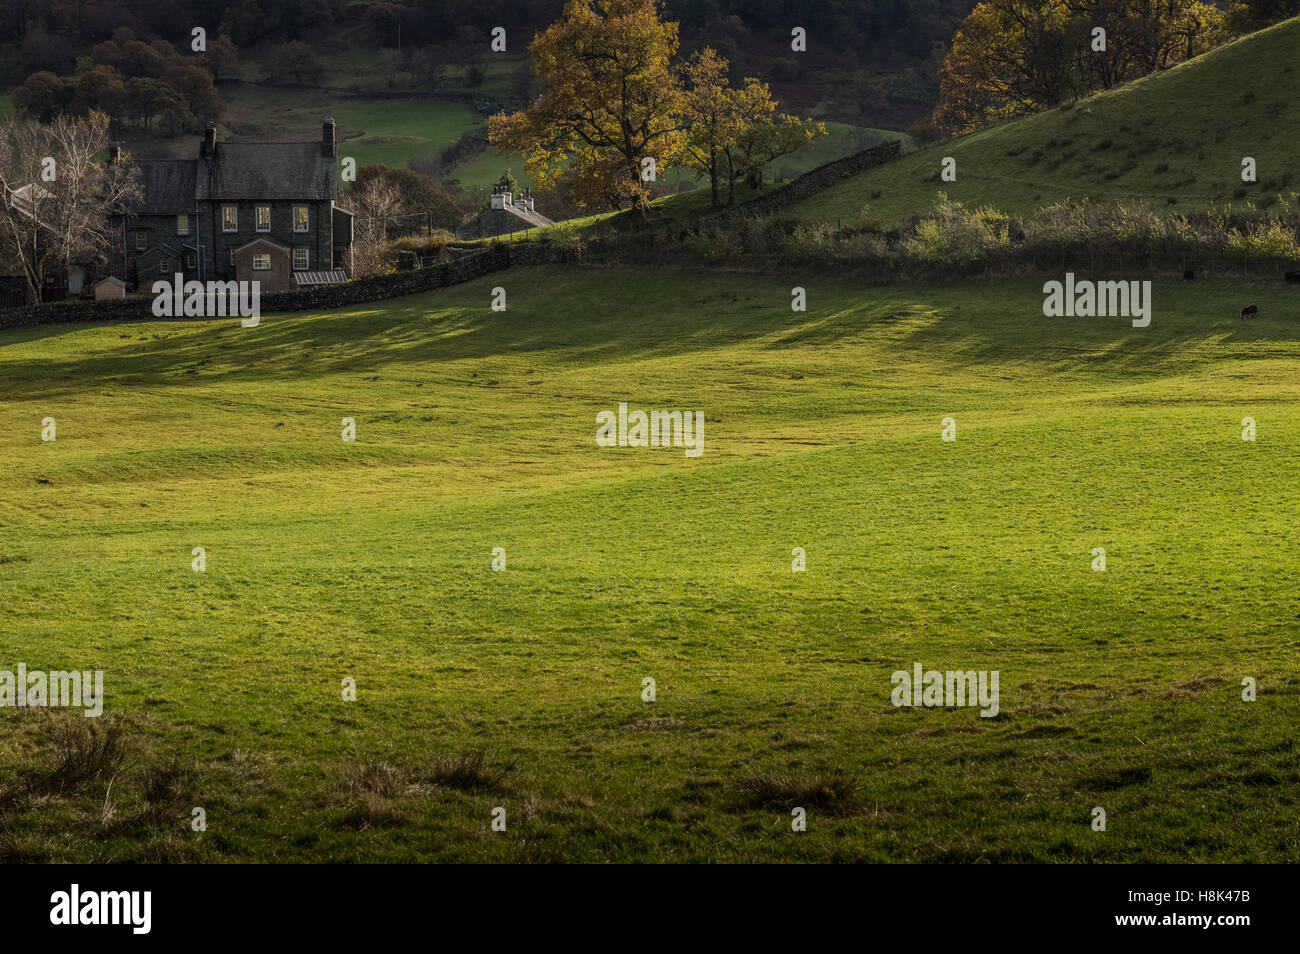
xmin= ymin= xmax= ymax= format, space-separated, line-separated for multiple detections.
xmin=137 ymin=242 xmax=191 ymax=261
xmin=232 ymin=236 xmax=290 ymax=254
xmin=136 ymin=160 xmax=197 ymax=213
xmin=197 ymin=143 xmax=339 ymax=201
xmin=455 ymin=203 xmax=554 ymax=240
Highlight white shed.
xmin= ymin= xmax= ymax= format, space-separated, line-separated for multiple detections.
xmin=94 ymin=277 xmax=127 ymax=301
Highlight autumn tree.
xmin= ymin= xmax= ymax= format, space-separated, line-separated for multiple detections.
xmin=266 ymin=42 xmax=324 ymax=87
xmin=1104 ymin=0 xmax=1224 ymax=74
xmin=119 ymin=39 xmax=176 ymax=77
xmin=71 ymin=67 xmax=127 ymax=118
xmin=203 ymin=35 xmax=241 ymax=83
xmin=936 ymin=0 xmax=1225 ymax=134
xmin=679 ymin=48 xmax=748 ymax=209
xmin=726 ymin=79 xmax=823 ymax=197
xmin=162 ymin=65 xmax=220 ymax=123
xmin=1228 ymin=0 xmax=1300 ymax=29
xmin=488 ymin=0 xmax=685 ymax=214
xmin=19 ymin=23 xmax=225 ymax=133
xmin=935 ymin=1 xmax=1077 ymax=134
xmin=125 ymin=78 xmax=193 ymax=135
xmin=0 ymin=111 xmax=142 ymax=302
xmin=12 ymin=71 xmax=70 ymax=122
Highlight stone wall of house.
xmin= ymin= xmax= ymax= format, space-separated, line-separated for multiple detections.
xmin=0 ymin=243 xmax=576 ymax=331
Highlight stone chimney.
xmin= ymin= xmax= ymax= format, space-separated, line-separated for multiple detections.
xmin=322 ymin=117 xmax=336 ymax=157
xmin=201 ymin=121 xmax=216 ymax=158
xmin=490 ymin=186 xmax=505 ymax=210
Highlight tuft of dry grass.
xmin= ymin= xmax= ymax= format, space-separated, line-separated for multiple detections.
xmin=336 ymin=793 xmax=407 ymax=831
xmin=414 ymin=748 xmax=515 ymax=794
xmin=735 ymin=770 xmax=863 ymax=815
xmin=0 ymin=716 xmax=135 ymax=804
xmin=338 ymin=758 xmax=404 ymax=798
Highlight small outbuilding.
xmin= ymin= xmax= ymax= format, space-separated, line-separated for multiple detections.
xmin=456 ymin=188 xmax=554 ymax=240
xmin=94 ymin=277 xmax=127 ymax=301
xmin=233 ymin=237 xmax=292 ymax=291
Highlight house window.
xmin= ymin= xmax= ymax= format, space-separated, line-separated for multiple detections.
xmin=158 ymin=259 xmax=170 ymax=274
xmin=177 ymin=214 xmax=190 ymax=236
xmin=186 ymin=253 xmax=197 ymax=270
xmin=135 ymin=232 xmax=146 ymax=251
xmin=252 ymin=254 xmax=271 ymax=271
xmin=222 ymin=205 xmax=238 ymax=232
xmin=293 ymin=206 xmax=308 ymax=232
xmin=229 ymin=249 xmax=236 ymax=268
xmin=292 ymin=248 xmax=309 ymax=270
xmin=255 ymin=206 xmax=270 ymax=232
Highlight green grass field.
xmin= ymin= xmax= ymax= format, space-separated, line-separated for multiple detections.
xmin=2 ymin=268 xmax=1297 ymax=862
xmin=122 ymin=91 xmax=487 ymax=183
xmin=792 ymin=17 xmax=1300 ymax=223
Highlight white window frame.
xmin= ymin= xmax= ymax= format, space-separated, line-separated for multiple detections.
xmin=255 ymin=206 xmax=271 ymax=232
xmin=251 ymin=254 xmax=271 ymax=271
xmin=135 ymin=231 xmax=147 ymax=251
xmin=158 ymin=259 xmax=170 ymax=274
xmin=292 ymin=206 xmax=309 ymax=233
xmin=229 ymin=249 xmax=236 ymax=267
xmin=176 ymin=213 xmax=189 ymax=236
xmin=222 ymin=205 xmax=238 ymax=233
xmin=185 ymin=253 xmax=197 ymax=270
xmin=292 ymin=248 xmax=309 ymax=270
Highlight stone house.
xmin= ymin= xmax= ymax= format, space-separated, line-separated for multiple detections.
xmin=114 ymin=120 xmax=353 ymax=292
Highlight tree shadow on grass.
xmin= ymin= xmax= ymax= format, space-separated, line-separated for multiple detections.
xmin=881 ymin=280 xmax=1300 ymax=376
xmin=1 ymin=269 xmax=836 ymax=399
xmin=3 ymin=271 xmax=1297 ymax=401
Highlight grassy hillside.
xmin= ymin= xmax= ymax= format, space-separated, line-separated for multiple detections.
xmin=1 ymin=269 xmax=1298 ymax=861
xmin=226 ymin=92 xmax=484 ymax=175
xmin=792 ymin=17 xmax=1300 ymax=223
xmin=125 ymin=92 xmax=492 ymax=182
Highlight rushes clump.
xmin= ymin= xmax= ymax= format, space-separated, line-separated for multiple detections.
xmin=736 ymin=770 xmax=862 ymax=815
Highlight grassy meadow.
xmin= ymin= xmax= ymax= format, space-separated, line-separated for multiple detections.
xmin=2 ymin=268 xmax=1297 ymax=861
